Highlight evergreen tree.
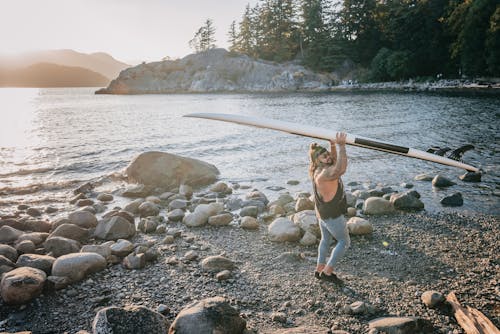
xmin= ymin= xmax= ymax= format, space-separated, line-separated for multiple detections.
xmin=447 ymin=0 xmax=498 ymax=77
xmin=189 ymin=19 xmax=217 ymax=53
xmin=228 ymin=20 xmax=239 ymax=52
xmin=485 ymin=6 xmax=500 ymax=76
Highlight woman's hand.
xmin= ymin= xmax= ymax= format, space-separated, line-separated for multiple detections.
xmin=336 ymin=132 xmax=347 ymax=146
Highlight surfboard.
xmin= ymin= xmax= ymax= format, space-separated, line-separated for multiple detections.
xmin=184 ymin=112 xmax=479 ymax=173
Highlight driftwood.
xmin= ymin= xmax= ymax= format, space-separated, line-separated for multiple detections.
xmin=446 ymin=292 xmax=500 ymax=334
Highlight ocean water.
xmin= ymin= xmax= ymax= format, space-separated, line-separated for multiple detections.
xmin=0 ymin=88 xmax=499 ymax=214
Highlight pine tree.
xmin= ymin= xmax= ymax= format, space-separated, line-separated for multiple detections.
xmin=188 ymin=19 xmax=217 ymax=53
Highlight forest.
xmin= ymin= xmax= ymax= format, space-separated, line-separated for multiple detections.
xmin=191 ymin=0 xmax=499 ymax=81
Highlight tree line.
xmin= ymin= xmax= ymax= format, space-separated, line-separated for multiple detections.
xmin=189 ymin=0 xmax=499 ymax=81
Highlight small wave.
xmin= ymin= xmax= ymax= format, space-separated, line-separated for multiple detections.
xmin=0 ymin=179 xmax=81 ymax=196
xmin=0 ymin=167 xmax=54 ymax=178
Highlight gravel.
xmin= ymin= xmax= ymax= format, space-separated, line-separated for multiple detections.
xmin=0 ymin=210 xmax=498 ymax=333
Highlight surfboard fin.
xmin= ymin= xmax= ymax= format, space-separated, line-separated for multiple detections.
xmin=426 ymin=146 xmax=451 ymax=156
xmin=427 ymin=144 xmax=474 ymax=162
xmin=447 ymin=144 xmax=475 ymax=161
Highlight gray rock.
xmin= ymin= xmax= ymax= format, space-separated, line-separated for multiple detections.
xmin=295 ymin=197 xmax=314 ymax=212
xmin=299 ymin=230 xmax=317 ymax=246
xmin=167 ymin=209 xmax=185 ymax=222
xmin=414 ymin=173 xmax=434 ymax=181
xmin=26 ymin=207 xmax=42 ymax=217
xmin=123 ymin=198 xmax=145 ymax=214
xmin=272 ymin=326 xmax=331 ymax=334
xmin=440 ymin=192 xmax=463 ymax=207
xmin=432 ymin=174 xmax=456 ymax=188
xmin=292 ymin=210 xmax=319 ymax=236
xmin=0 ymin=255 xmax=16 ymax=275
xmin=16 ymin=232 xmax=49 ymax=246
xmin=390 ymin=192 xmax=424 ymax=211
xmin=122 ymin=253 xmax=146 ymax=270
xmin=15 ymin=240 xmax=36 ymax=254
xmin=138 ymin=201 xmax=160 ymax=218
xmin=208 ymin=213 xmax=233 ymax=226
xmin=51 ymin=252 xmax=106 ymax=283
xmin=97 ymin=193 xmax=114 ymax=202
xmin=201 ymin=255 xmax=235 ymax=272
xmin=363 ymin=197 xmax=395 ymax=215
xmin=347 ymin=217 xmax=373 ymax=235
xmin=44 ymin=236 xmax=81 ymax=257
xmin=240 ymin=216 xmax=259 ymax=230
xmin=169 ymin=296 xmax=246 ymax=334
xmin=239 ymin=206 xmax=259 ymax=218
xmin=49 ymin=223 xmax=89 ymax=243
xmin=68 ymin=210 xmax=98 ymax=229
xmin=94 ymin=216 xmax=136 ymax=240
xmin=421 ymin=290 xmax=445 ymax=308
xmin=245 ymin=190 xmax=269 ymax=205
xmin=93 ymin=305 xmax=170 ymax=334
xmin=138 ymin=217 xmax=159 ymax=233
xmin=368 ymin=317 xmax=433 ymax=334
xmin=16 ymin=254 xmax=55 ymax=274
xmin=168 ymin=199 xmax=189 ymax=211
xmin=216 ymin=270 xmax=232 ymax=281
xmin=0 ymin=267 xmax=47 ymax=305
xmin=76 ymin=199 xmax=94 ymax=207
xmin=110 ymin=239 xmax=134 ymax=257
xmin=121 ymin=184 xmax=151 ymax=198
xmin=268 ymin=217 xmax=302 ymax=242
xmin=459 ymin=171 xmax=482 ymax=182
xmin=0 ymin=225 xmax=24 ymax=243
xmin=0 ymin=244 xmax=18 ymax=262
xmin=81 ymin=244 xmax=112 ymax=260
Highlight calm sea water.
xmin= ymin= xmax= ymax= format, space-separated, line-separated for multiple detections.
xmin=1 ymin=88 xmax=499 ymax=215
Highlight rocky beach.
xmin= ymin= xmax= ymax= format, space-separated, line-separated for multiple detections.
xmin=0 ymin=151 xmax=498 ymax=334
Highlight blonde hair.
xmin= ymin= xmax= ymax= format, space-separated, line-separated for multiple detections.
xmin=308 ymin=143 xmax=327 ymax=179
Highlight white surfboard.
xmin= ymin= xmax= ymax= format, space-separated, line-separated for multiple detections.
xmin=184 ymin=112 xmax=479 ymax=173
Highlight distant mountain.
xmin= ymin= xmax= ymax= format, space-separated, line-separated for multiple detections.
xmin=0 ymin=63 xmax=110 ymax=87
xmin=0 ymin=49 xmax=130 ymax=80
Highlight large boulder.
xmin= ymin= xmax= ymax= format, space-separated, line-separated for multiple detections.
xmin=125 ymin=151 xmax=219 ymax=190
xmin=169 ymin=296 xmax=246 ymax=334
xmin=51 ymin=252 xmax=106 ymax=283
xmin=93 ymin=305 xmax=170 ymax=334
xmin=1 ymin=267 xmax=47 ymax=304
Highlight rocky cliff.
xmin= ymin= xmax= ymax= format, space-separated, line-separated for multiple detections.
xmin=95 ymin=49 xmax=333 ymax=94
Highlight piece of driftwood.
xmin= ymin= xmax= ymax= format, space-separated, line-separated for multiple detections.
xmin=446 ymin=292 xmax=500 ymax=334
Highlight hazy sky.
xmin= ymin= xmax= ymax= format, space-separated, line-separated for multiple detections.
xmin=1 ymin=0 xmax=258 ymax=64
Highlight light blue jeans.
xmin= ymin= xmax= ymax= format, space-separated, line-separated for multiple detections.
xmin=317 ymin=215 xmax=350 ymax=268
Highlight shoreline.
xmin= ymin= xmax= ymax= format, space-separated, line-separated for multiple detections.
xmin=0 ymin=176 xmax=498 ymax=333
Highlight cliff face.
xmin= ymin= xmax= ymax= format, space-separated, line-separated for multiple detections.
xmin=96 ymin=49 xmax=333 ymax=94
